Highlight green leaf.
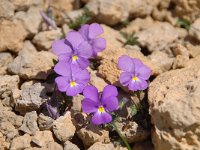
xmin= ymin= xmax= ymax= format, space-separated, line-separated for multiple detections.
xmin=176 ymin=18 xmax=191 ymax=30
xmin=120 ymin=32 xmax=139 ymax=46
xmin=130 ymin=104 xmax=137 ymax=117
xmin=68 ymin=8 xmax=92 ymax=30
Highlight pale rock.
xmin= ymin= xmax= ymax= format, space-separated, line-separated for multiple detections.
xmin=65 ymin=9 xmax=84 ymax=23
xmin=149 ymin=51 xmax=173 ymax=73
xmin=64 ymin=141 xmax=80 ymax=150
xmin=14 ymin=7 xmax=42 ymax=37
xmin=45 ymin=142 xmax=63 ymax=150
xmin=0 ymin=121 xmax=18 ymax=141
xmin=0 ymin=132 xmax=10 ymax=150
xmin=121 ymin=17 xmax=154 ymax=33
xmin=19 ymin=111 xmax=39 ymax=135
xmin=38 ymin=113 xmax=54 ymax=130
xmin=189 ymin=18 xmax=200 ymax=42
xmin=172 ymin=0 xmax=200 ymax=22
xmin=62 ymin=24 xmax=72 ymax=35
xmin=186 ymin=43 xmax=200 ymax=58
xmin=77 ymin=124 xmax=110 ymax=148
xmin=50 ymin=0 xmax=75 ymax=25
xmin=0 ymin=0 xmax=15 ymax=19
xmin=15 ymin=83 xmax=48 ymax=115
xmin=10 ymin=134 xmax=31 ymax=150
xmin=8 ymin=51 xmax=55 ymax=80
xmin=88 ymin=142 xmax=115 ymax=150
xmin=0 ymin=52 xmax=13 ymax=75
xmin=0 ymin=20 xmax=27 ymax=52
xmin=115 ymin=121 xmax=150 ymax=143
xmin=53 ymin=111 xmax=76 ymax=142
xmin=136 ymin=22 xmax=179 ymax=52
xmin=176 ymin=28 xmax=188 ymax=39
xmin=10 ymin=0 xmax=41 ymax=11
xmin=98 ymin=47 xmax=159 ymax=85
xmin=20 ymin=80 xmax=35 ymax=90
xmin=31 ymin=131 xmax=54 ymax=147
xmin=0 ymin=75 xmax=19 ymax=108
xmin=71 ymin=94 xmax=84 ymax=112
xmin=89 ymin=68 xmax=107 ymax=92
xmin=148 ymin=57 xmax=200 ymax=150
xmin=33 ymin=29 xmax=62 ymax=50
xmin=18 ymin=40 xmax=37 ymax=55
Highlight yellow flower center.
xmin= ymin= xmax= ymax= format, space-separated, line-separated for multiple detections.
xmin=132 ymin=76 xmax=138 ymax=81
xmin=70 ymin=81 xmax=77 ymax=87
xmin=72 ymin=55 xmax=78 ymax=61
xmin=98 ymin=106 xmax=105 ymax=113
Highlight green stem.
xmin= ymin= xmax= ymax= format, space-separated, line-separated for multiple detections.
xmin=112 ymin=122 xmax=131 ymax=150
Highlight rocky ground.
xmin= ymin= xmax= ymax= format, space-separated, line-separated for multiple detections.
xmin=0 ymin=0 xmax=200 ymax=150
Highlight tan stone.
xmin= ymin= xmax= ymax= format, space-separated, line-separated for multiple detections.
xmin=148 ymin=56 xmax=200 ymax=150
xmin=64 ymin=141 xmax=80 ymax=150
xmin=53 ymin=111 xmax=76 ymax=142
xmin=0 ymin=0 xmax=14 ymax=19
xmin=10 ymin=0 xmax=41 ymax=11
xmin=32 ymin=131 xmax=54 ymax=147
xmin=186 ymin=43 xmax=200 ymax=58
xmin=0 ymin=53 xmax=13 ymax=75
xmin=88 ymin=142 xmax=115 ymax=150
xmin=77 ymin=124 xmax=110 ymax=148
xmin=0 ymin=20 xmax=27 ymax=52
xmin=10 ymin=134 xmax=32 ymax=150
xmin=8 ymin=51 xmax=55 ymax=80
xmin=189 ymin=18 xmax=200 ymax=42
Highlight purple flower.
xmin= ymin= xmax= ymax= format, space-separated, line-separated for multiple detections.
xmin=52 ymin=31 xmax=92 ymax=69
xmin=82 ymin=85 xmax=119 ymax=125
xmin=40 ymin=11 xmax=57 ymax=29
xmin=118 ymin=55 xmax=151 ymax=91
xmin=54 ymin=61 xmax=90 ymax=96
xmin=79 ymin=23 xmax=106 ymax=57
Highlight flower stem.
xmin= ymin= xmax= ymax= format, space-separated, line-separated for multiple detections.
xmin=112 ymin=122 xmax=131 ymax=150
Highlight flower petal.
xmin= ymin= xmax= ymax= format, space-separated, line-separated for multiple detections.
xmin=119 ymin=72 xmax=132 ymax=86
xmin=82 ymin=98 xmax=98 ymax=113
xmin=73 ymin=69 xmax=90 ymax=83
xmin=77 ymin=41 xmax=92 ymax=58
xmin=128 ymin=79 xmax=148 ymax=91
xmin=55 ymin=76 xmax=70 ymax=92
xmin=76 ymin=57 xmax=90 ymax=69
xmin=102 ymin=96 xmax=118 ymax=111
xmin=83 ymin=86 xmax=99 ymax=103
xmin=91 ymin=111 xmax=112 ymax=125
xmin=66 ymin=31 xmax=84 ymax=49
xmin=79 ymin=24 xmax=89 ymax=40
xmin=132 ymin=58 xmax=145 ymax=71
xmin=102 ymin=85 xmax=118 ymax=101
xmin=54 ymin=61 xmax=71 ymax=77
xmin=136 ymin=65 xmax=151 ymax=80
xmin=88 ymin=23 xmax=104 ymax=39
xmin=91 ymin=38 xmax=106 ymax=56
xmin=66 ymin=83 xmax=85 ymax=96
xmin=58 ymin=53 xmax=72 ymax=62
xmin=118 ymin=55 xmax=134 ymax=72
xmin=52 ymin=39 xmax=72 ymax=56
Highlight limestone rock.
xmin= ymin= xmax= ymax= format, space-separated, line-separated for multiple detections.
xmin=45 ymin=142 xmax=63 ymax=150
xmin=98 ymin=47 xmax=159 ymax=85
xmin=189 ymin=18 xmax=200 ymax=42
xmin=15 ymin=83 xmax=48 ymax=115
xmin=8 ymin=51 xmax=55 ymax=80
xmin=0 ymin=121 xmax=18 ymax=141
xmin=149 ymin=51 xmax=173 ymax=73
xmin=148 ymin=57 xmax=200 ymax=150
xmin=33 ymin=29 xmax=62 ymax=50
xmin=0 ymin=52 xmax=13 ymax=75
xmin=136 ymin=22 xmax=179 ymax=52
xmin=186 ymin=43 xmax=200 ymax=58
xmin=38 ymin=113 xmax=54 ymax=130
xmin=10 ymin=134 xmax=31 ymax=150
xmin=64 ymin=141 xmax=80 ymax=150
xmin=115 ymin=121 xmax=150 ymax=143
xmin=19 ymin=111 xmax=39 ymax=135
xmin=31 ymin=131 xmax=54 ymax=147
xmin=53 ymin=111 xmax=76 ymax=142
xmin=0 ymin=75 xmax=19 ymax=108
xmin=0 ymin=132 xmax=10 ymax=150
xmin=88 ymin=142 xmax=115 ymax=150
xmin=71 ymin=94 xmax=84 ymax=112
xmin=77 ymin=124 xmax=110 ymax=148
xmin=172 ymin=0 xmax=200 ymax=22
xmin=0 ymin=20 xmax=27 ymax=52
xmin=0 ymin=0 xmax=14 ymax=19
xmin=18 ymin=40 xmax=37 ymax=56
xmin=15 ymin=7 xmax=42 ymax=37
xmin=10 ymin=0 xmax=41 ymax=11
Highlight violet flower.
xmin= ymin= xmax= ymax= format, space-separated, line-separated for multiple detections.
xmin=52 ymin=31 xmax=92 ymax=69
xmin=54 ymin=61 xmax=90 ymax=96
xmin=82 ymin=85 xmax=119 ymax=125
xmin=79 ymin=23 xmax=106 ymax=57
xmin=118 ymin=55 xmax=151 ymax=91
